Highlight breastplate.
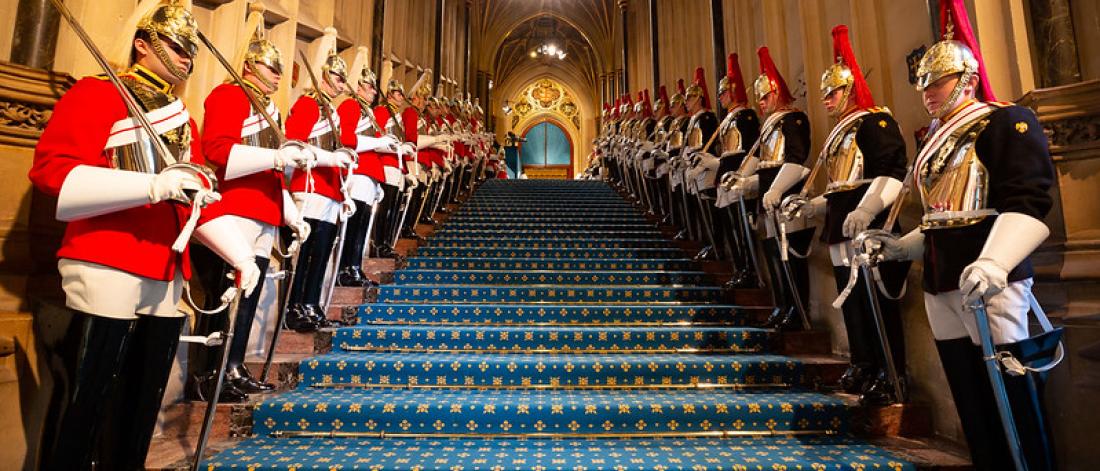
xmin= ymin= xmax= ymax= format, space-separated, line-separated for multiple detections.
xmin=823 ymin=119 xmax=865 ymax=194
xmin=242 ymin=116 xmax=282 ymax=149
xmin=686 ymin=116 xmax=703 ymax=150
xmin=719 ymin=117 xmax=742 ymax=156
xmin=635 ymin=118 xmax=653 ymax=141
xmin=758 ymin=122 xmax=786 ymax=169
xmin=309 ymin=127 xmax=338 ymax=151
xmin=919 ymin=117 xmax=993 ymax=228
xmin=666 ymin=117 xmax=686 ymax=149
xmin=111 ymin=79 xmax=190 ymax=173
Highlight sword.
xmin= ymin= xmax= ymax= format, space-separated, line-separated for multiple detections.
xmin=860 ymin=261 xmax=906 ymax=403
xmin=767 ymin=210 xmax=811 ymax=330
xmin=259 ymin=241 xmax=295 ymax=382
xmin=969 ymin=297 xmax=1029 ymax=471
xmin=190 ymin=284 xmax=243 ymax=471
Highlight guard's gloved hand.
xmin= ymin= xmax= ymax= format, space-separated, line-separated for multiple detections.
xmin=959 ymin=212 xmax=1050 ymax=308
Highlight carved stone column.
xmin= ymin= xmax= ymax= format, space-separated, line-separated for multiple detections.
xmin=432 ymin=0 xmax=444 ymax=91
xmin=9 ymin=0 xmax=61 ymax=69
xmin=618 ymin=0 xmax=629 ymax=93
xmin=648 ymin=0 xmax=659 ymax=91
xmin=1028 ymin=0 xmax=1082 ymax=87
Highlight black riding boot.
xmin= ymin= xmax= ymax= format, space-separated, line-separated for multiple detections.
xmin=936 ymin=337 xmax=1057 ymax=470
xmin=764 ymin=228 xmax=812 ymax=331
xmin=337 ymin=199 xmax=373 ymax=287
xmin=286 ymin=219 xmax=336 ymax=332
xmin=36 ymin=305 xmax=133 ymax=471
xmin=96 ymin=315 xmax=185 ymax=470
xmin=224 ymin=256 xmax=275 ymax=393
xmin=833 ymin=264 xmax=877 ymax=393
xmin=761 ymin=237 xmax=790 ymax=328
xmin=187 ymin=244 xmax=249 ymax=402
xmin=856 ymin=260 xmax=910 ymax=404
xmin=374 ymin=183 xmax=400 ymax=258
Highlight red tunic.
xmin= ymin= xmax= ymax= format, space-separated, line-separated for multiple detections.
xmin=198 ymin=83 xmax=284 ymax=227
xmin=336 ymin=98 xmax=386 ymax=182
xmin=372 ymin=104 xmax=401 ymax=169
xmin=29 ymin=77 xmax=202 ymax=281
xmin=401 ymin=107 xmax=420 ymax=170
xmin=286 ymin=95 xmax=343 ymax=202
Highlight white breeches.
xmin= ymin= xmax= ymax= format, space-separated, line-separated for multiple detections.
xmin=384 ymin=166 xmax=404 ymax=188
xmin=293 ymin=192 xmax=340 ymax=223
xmin=348 ymin=174 xmax=382 ymax=203
xmin=212 ymin=215 xmax=277 ymax=257
xmin=59 ymin=259 xmax=185 ymax=319
xmin=923 ymin=278 xmax=1034 ymax=345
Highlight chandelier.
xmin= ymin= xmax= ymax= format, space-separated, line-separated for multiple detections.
xmin=530 ymin=43 xmax=566 ymax=60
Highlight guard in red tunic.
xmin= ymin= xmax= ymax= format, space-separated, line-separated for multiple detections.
xmin=335 ymin=47 xmax=399 ymax=286
xmin=370 ymin=72 xmax=414 ymax=257
xmin=283 ymin=28 xmax=358 ymax=332
xmin=188 ymin=7 xmax=313 ymax=402
xmin=29 ymin=2 xmax=259 ymax=468
xmin=394 ymin=70 xmax=431 ymax=242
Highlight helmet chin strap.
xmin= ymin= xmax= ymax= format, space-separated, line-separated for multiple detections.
xmin=246 ymin=61 xmax=276 ymax=91
xmin=827 ymin=86 xmax=852 ymax=119
xmin=148 ymin=31 xmax=191 ymax=82
xmin=931 ymin=69 xmax=975 ymax=119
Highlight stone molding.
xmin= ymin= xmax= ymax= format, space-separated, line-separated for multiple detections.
xmin=0 ymin=61 xmax=73 ymax=148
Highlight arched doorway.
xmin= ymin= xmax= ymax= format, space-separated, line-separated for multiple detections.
xmin=520 ymin=121 xmax=573 ymax=179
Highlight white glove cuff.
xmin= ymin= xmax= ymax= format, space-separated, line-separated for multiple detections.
xmin=978 ymin=212 xmax=1050 ymax=272
xmin=56 ymin=165 xmax=156 ymax=221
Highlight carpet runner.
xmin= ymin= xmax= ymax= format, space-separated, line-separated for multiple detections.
xmin=202 ymin=179 xmax=915 ymax=470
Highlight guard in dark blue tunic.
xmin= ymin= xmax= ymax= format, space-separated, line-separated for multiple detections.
xmin=711 ymin=53 xmax=762 ymax=288
xmin=877 ymin=1 xmax=1059 ymax=468
xmin=735 ymin=46 xmax=812 ymax=330
xmin=790 ymin=25 xmax=910 ymax=404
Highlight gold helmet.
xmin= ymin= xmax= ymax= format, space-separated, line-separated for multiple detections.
xmin=232 ymin=4 xmax=282 ymax=91
xmin=112 ymin=0 xmax=199 ymax=80
xmin=306 ymin=27 xmax=346 ymax=97
xmin=670 ymin=79 xmax=686 ymax=110
xmin=755 ymin=46 xmax=794 ymax=105
xmin=411 ymin=69 xmax=433 ymax=100
xmin=819 ymin=63 xmax=853 ymax=98
xmin=916 ymin=0 xmax=996 ymax=117
xmin=348 ymin=46 xmax=377 ymax=89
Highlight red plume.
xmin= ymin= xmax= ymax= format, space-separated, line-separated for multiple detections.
xmin=612 ymin=97 xmax=621 ymax=119
xmin=691 ymin=67 xmax=711 ymax=110
xmin=676 ymin=79 xmax=686 ymax=96
xmin=657 ymin=85 xmax=670 ymax=106
xmin=641 ymin=89 xmax=654 ymax=117
xmin=621 ymin=93 xmax=633 ymax=108
xmin=757 ymin=46 xmax=794 ymax=105
xmin=726 ymin=53 xmax=748 ymax=104
xmin=939 ymin=0 xmax=996 ymax=101
xmin=831 ymin=25 xmax=875 ymax=109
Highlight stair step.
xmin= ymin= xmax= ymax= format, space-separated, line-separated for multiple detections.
xmin=415 ymin=247 xmax=684 ymax=259
xmin=393 ymin=269 xmax=713 ymax=286
xmin=199 ymin=436 xmax=923 ymax=471
xmin=357 ymin=302 xmax=763 ymax=325
xmin=376 ymin=284 xmax=726 ymax=304
xmin=334 ymin=325 xmax=771 ymax=353
xmin=405 ymin=257 xmax=700 ymax=271
xmin=426 ymin=239 xmax=674 ymax=249
xmin=298 ymin=351 xmax=802 ymax=389
xmin=251 ymin=388 xmax=849 ymax=436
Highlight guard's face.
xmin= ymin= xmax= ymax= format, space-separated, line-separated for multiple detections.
xmin=359 ymin=82 xmax=377 ymax=103
xmin=822 ymin=87 xmax=846 ymax=115
xmin=322 ymin=72 xmax=348 ymax=96
xmin=686 ymin=95 xmax=701 ymax=112
xmin=250 ymin=62 xmax=282 ymax=94
xmin=718 ymin=89 xmax=733 ymax=108
xmin=389 ymin=90 xmax=407 ymax=107
xmin=758 ymin=91 xmax=778 ymax=115
xmin=134 ymin=35 xmax=192 ymax=85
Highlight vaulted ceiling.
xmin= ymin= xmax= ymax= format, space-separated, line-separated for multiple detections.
xmin=471 ymin=0 xmax=619 ymax=110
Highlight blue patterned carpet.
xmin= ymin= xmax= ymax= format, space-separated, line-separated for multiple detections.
xmin=202 ymin=180 xmax=914 ymax=470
